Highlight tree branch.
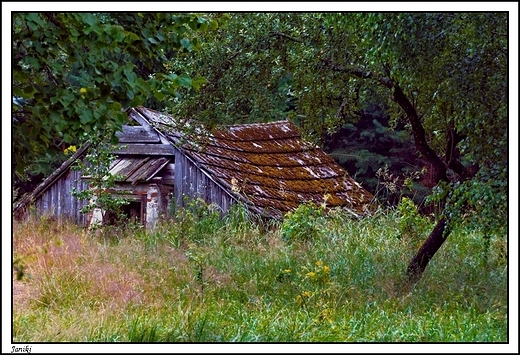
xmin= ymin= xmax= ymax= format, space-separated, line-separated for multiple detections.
xmin=323 ymin=59 xmax=395 ymax=89
xmin=269 ymin=31 xmax=305 ymax=43
xmin=325 ymin=59 xmax=448 ymax=182
xmin=392 ymin=83 xmax=448 ymax=182
xmin=334 ymin=97 xmax=349 ymax=120
xmin=43 ymin=13 xmax=63 ymax=29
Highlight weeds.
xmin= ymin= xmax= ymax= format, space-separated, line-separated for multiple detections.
xmin=281 ymin=202 xmax=326 ymax=242
xmin=397 ymin=196 xmax=434 ymax=247
xmin=12 ymin=204 xmax=508 ymax=343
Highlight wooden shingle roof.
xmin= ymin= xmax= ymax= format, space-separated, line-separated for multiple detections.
xmin=135 ymin=107 xmax=374 ymax=218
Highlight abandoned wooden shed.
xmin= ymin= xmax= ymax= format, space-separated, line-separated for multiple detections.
xmin=14 ymin=107 xmax=374 ymax=228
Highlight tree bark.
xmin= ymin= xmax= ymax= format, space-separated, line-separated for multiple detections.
xmin=406 ymin=217 xmax=449 ymax=284
xmin=391 ymin=84 xmax=448 ymax=183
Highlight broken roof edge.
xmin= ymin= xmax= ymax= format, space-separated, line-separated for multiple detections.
xmin=133 ymin=106 xmax=206 ymax=144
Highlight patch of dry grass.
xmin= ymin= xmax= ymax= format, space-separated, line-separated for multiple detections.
xmin=12 ymin=216 xmax=196 ymax=341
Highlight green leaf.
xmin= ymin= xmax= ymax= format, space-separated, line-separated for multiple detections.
xmin=191 ymin=76 xmax=207 ymax=91
xmin=50 ymin=111 xmax=62 ymax=124
xmin=69 ymin=27 xmax=80 ymax=37
xmin=180 ymin=38 xmax=191 ymax=50
xmin=111 ymin=26 xmax=126 ymax=42
xmin=176 ymin=75 xmax=192 ymax=88
xmin=13 ymin=87 xmax=24 ymax=98
xmin=198 ymin=21 xmax=208 ymax=32
xmin=79 ymin=110 xmax=94 ymax=125
xmin=187 ymin=19 xmax=199 ymax=31
xmin=124 ymin=31 xmax=140 ymax=43
xmin=83 ymin=14 xmax=99 ymax=27
xmin=154 ymin=90 xmax=167 ymax=101
xmin=48 ymin=61 xmax=64 ymax=73
xmin=58 ymin=93 xmax=75 ymax=108
xmin=23 ymin=86 xmax=35 ymax=95
xmin=156 ymin=30 xmax=165 ymax=42
xmin=26 ymin=13 xmax=45 ymax=27
xmin=24 ymin=56 xmax=41 ymax=71
xmin=32 ymin=104 xmax=48 ymax=118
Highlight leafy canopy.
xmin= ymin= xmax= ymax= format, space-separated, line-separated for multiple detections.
xmin=12 ymin=12 xmax=216 ymax=174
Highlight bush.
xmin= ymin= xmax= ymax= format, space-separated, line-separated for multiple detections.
xmin=281 ymin=202 xmax=325 ymax=242
xmin=397 ymin=197 xmax=432 ymax=242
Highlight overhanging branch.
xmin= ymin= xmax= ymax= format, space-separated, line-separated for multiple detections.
xmin=325 ymin=58 xmax=450 ymax=182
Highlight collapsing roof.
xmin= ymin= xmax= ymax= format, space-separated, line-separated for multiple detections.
xmin=13 ymin=106 xmax=375 ymax=223
xmin=135 ymin=107 xmax=374 ymax=219
xmin=106 ymin=156 xmax=170 ymax=185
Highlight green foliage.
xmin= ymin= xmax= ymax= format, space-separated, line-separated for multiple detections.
xmin=224 ymin=202 xmax=259 ymax=235
xmin=169 ymin=12 xmax=507 ymax=234
xmin=12 ymin=12 xmax=217 ymax=174
xmin=70 ymin=134 xmax=129 ymax=229
xmin=173 ymin=197 xmax=224 ymax=243
xmin=281 ymin=202 xmax=325 ymax=242
xmin=185 ymin=242 xmax=209 ymax=295
xmin=448 ymin=175 xmax=507 ymax=236
xmin=397 ymin=197 xmax=433 ymax=242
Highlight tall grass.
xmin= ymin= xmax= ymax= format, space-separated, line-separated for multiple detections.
xmin=12 ymin=202 xmax=508 ymax=343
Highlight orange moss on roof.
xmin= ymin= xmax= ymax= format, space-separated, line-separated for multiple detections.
xmin=137 ymin=106 xmax=374 ymax=217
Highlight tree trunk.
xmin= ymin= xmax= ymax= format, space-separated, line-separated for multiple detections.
xmin=327 ymin=62 xmax=465 ymax=284
xmin=389 ymin=82 xmax=454 ymax=284
xmin=406 ymin=217 xmax=450 ymax=284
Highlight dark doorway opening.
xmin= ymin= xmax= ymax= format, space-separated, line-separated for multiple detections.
xmin=121 ymin=200 xmax=143 ymax=223
xmin=104 ymin=196 xmax=146 ymax=226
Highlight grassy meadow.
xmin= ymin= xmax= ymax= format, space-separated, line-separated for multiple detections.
xmin=12 ymin=201 xmax=508 ymax=343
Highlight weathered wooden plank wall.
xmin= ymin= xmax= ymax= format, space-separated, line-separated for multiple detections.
xmin=33 ymin=168 xmax=90 ymax=225
xmin=174 ymin=150 xmax=234 ymax=213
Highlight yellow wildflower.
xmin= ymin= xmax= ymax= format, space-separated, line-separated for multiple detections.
xmin=63 ymin=145 xmax=77 ymax=155
xmin=306 ymin=271 xmax=316 ymax=279
xmin=302 ymin=291 xmax=312 ymax=298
